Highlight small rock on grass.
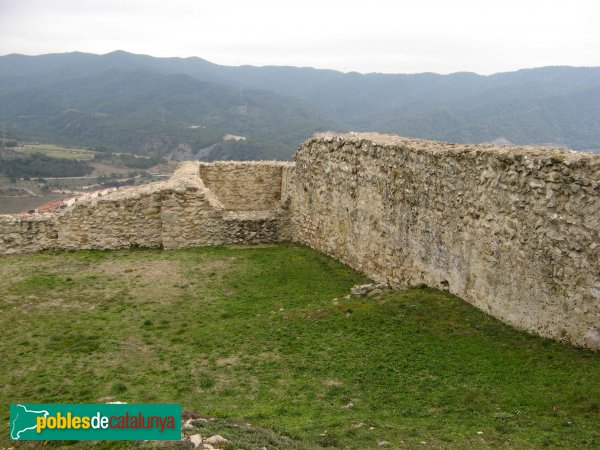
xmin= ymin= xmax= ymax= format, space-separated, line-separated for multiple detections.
xmin=205 ymin=434 xmax=229 ymax=446
xmin=190 ymin=434 xmax=202 ymax=448
xmin=351 ymin=283 xmax=390 ymax=297
xmin=367 ymin=288 xmax=383 ymax=297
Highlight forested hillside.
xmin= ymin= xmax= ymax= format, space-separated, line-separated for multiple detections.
xmin=1 ymin=51 xmax=598 ymax=159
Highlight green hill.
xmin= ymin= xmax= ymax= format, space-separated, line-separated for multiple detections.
xmin=1 ymin=51 xmax=599 ymax=159
xmin=0 ymin=60 xmax=339 ymax=160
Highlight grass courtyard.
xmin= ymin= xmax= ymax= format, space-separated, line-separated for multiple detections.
xmin=0 ymin=244 xmax=598 ymax=449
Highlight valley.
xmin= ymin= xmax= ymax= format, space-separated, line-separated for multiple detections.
xmin=0 ymin=141 xmax=175 ymax=214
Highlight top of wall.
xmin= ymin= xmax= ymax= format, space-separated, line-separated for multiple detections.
xmin=198 ymin=161 xmax=293 ymax=168
xmin=309 ymin=132 xmax=600 ymax=166
xmin=0 ymin=162 xmax=222 ymax=223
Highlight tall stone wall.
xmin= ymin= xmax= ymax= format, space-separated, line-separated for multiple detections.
xmin=288 ymin=133 xmax=600 ymax=349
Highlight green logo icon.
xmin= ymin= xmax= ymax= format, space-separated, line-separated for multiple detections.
xmin=10 ymin=403 xmax=181 ymax=440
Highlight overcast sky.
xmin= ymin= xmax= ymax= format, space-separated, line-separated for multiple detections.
xmin=0 ymin=0 xmax=598 ymax=75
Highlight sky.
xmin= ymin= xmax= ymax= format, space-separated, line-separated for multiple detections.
xmin=0 ymin=0 xmax=599 ymax=75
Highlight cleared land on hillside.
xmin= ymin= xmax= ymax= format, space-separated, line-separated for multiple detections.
xmin=0 ymin=244 xmax=598 ymax=449
xmin=0 ymin=142 xmax=175 ymax=213
xmin=17 ymin=144 xmax=96 ymax=160
xmin=0 ymin=194 xmax=68 ymax=214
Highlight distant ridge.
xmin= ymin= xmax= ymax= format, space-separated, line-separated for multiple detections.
xmin=0 ymin=51 xmax=599 ymax=160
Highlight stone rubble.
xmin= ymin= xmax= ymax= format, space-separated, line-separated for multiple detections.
xmin=350 ymin=283 xmax=391 ymax=297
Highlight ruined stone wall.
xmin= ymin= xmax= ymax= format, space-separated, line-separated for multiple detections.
xmin=198 ymin=162 xmax=289 ymax=211
xmin=0 ymin=162 xmax=290 ymax=254
xmin=0 ymin=214 xmax=60 ymax=254
xmin=288 ymin=133 xmax=600 ymax=349
xmin=0 ymin=187 xmax=166 ymax=254
xmin=1 ymin=135 xmax=599 ymax=349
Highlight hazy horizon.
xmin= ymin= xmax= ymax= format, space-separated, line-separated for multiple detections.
xmin=2 ymin=48 xmax=600 ymax=77
xmin=1 ymin=0 xmax=598 ymax=75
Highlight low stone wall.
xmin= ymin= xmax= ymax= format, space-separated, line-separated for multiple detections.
xmin=0 ymin=214 xmax=60 ymax=254
xmin=0 ymin=162 xmax=290 ymax=254
xmin=288 ymin=132 xmax=600 ymax=349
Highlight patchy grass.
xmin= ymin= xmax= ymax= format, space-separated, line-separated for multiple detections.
xmin=0 ymin=244 xmax=599 ymax=449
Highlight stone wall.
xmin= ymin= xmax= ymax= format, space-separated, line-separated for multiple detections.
xmin=1 ymin=134 xmax=599 ymax=350
xmin=198 ymin=161 xmax=288 ymax=211
xmin=0 ymin=214 xmax=60 ymax=254
xmin=288 ymin=132 xmax=600 ymax=349
xmin=0 ymin=162 xmax=291 ymax=254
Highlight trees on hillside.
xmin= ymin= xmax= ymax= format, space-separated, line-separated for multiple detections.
xmin=0 ymin=153 xmax=94 ymax=178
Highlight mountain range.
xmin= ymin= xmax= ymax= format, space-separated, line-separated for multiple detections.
xmin=0 ymin=50 xmax=599 ymax=160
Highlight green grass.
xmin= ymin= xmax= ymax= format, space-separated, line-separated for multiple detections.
xmin=0 ymin=244 xmax=598 ymax=449
xmin=18 ymin=144 xmax=96 ymax=160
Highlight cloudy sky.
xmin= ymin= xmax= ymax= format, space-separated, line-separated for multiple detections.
xmin=0 ymin=0 xmax=598 ymax=74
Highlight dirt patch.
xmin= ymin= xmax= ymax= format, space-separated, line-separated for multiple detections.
xmin=0 ymin=258 xmax=45 ymax=285
xmin=91 ymin=258 xmax=186 ymax=304
xmin=41 ymin=298 xmax=89 ymax=309
xmin=215 ymin=355 xmax=239 ymax=367
xmin=94 ymin=259 xmax=185 ymax=284
xmin=113 ymin=336 xmax=172 ymax=372
xmin=257 ymin=351 xmax=281 ymax=362
xmin=191 ymin=255 xmax=237 ymax=276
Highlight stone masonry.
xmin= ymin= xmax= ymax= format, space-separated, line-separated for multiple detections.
xmin=1 ymin=133 xmax=599 ymax=350
xmin=0 ymin=161 xmax=291 ymax=253
xmin=287 ymin=133 xmax=600 ymax=350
